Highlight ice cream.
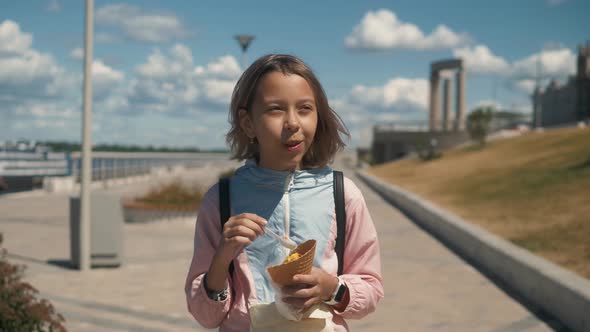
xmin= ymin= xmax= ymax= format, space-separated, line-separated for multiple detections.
xmin=267 ymin=239 xmax=316 ymax=286
xmin=283 ymin=252 xmax=301 ymax=264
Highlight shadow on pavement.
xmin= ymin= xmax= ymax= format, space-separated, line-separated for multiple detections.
xmin=46 ymin=259 xmax=76 ymax=270
xmin=8 ymin=252 xmax=71 ymax=271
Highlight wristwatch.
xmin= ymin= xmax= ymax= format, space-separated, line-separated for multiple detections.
xmin=203 ymin=273 xmax=229 ymax=302
xmin=324 ymin=277 xmax=347 ymax=306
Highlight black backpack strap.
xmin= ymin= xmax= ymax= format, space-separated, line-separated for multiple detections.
xmin=218 ymin=177 xmax=234 ymax=277
xmin=333 ymin=170 xmax=346 ymax=276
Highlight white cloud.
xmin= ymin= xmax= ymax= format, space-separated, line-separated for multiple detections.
xmin=202 ymin=79 xmax=236 ymax=104
xmin=511 ymin=47 xmax=576 ymax=79
xmin=96 ymin=4 xmax=188 ymax=43
xmin=17 ymin=119 xmax=67 ymax=129
xmin=453 ymin=45 xmax=510 ymax=74
xmin=13 ymin=102 xmax=76 ymax=119
xmin=47 ymin=0 xmax=61 ymax=13
xmin=92 ymin=59 xmax=125 ymax=98
xmin=0 ymin=20 xmax=70 ymax=100
xmin=45 ymin=56 xmax=125 ymax=101
xmin=0 ymin=51 xmax=59 ymax=85
xmin=514 ymin=79 xmax=536 ymax=94
xmin=450 ymin=44 xmax=576 ymax=97
xmin=349 ymin=78 xmax=429 ymax=111
xmin=345 ymin=9 xmax=470 ymax=50
xmin=203 ymin=55 xmax=242 ymax=79
xmin=330 ymin=77 xmax=430 ymax=147
xmin=98 ymin=93 xmax=129 ymax=113
xmin=422 ymin=25 xmax=470 ymax=50
xmin=136 ymin=49 xmax=170 ymax=79
xmin=70 ymin=47 xmax=83 ymax=60
xmin=0 ymin=20 xmax=32 ymax=54
xmin=136 ymin=44 xmax=194 ymax=79
xmin=128 ymin=45 xmax=240 ymax=113
xmin=0 ymin=20 xmax=127 ymax=143
xmin=2 ymin=98 xmax=79 ymax=143
xmin=93 ymin=60 xmax=124 ymax=83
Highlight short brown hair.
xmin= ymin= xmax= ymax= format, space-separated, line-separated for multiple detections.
xmin=226 ymin=54 xmax=349 ymax=168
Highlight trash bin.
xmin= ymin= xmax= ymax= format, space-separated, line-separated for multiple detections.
xmin=70 ymin=191 xmax=124 ymax=268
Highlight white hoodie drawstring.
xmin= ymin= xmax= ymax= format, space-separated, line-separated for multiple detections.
xmin=282 ymin=173 xmax=294 ymax=253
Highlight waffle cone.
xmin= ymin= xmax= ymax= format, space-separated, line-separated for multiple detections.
xmin=267 ymin=239 xmax=316 ymax=286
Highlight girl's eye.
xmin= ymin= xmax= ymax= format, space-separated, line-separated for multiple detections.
xmin=300 ymin=105 xmax=314 ymax=112
xmin=267 ymin=106 xmax=282 ymax=112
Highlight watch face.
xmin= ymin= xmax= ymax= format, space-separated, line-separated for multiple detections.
xmin=334 ymin=283 xmax=347 ymax=302
xmin=207 ymin=287 xmax=228 ymax=302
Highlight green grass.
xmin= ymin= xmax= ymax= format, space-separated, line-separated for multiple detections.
xmin=369 ymin=127 xmax=590 ymax=279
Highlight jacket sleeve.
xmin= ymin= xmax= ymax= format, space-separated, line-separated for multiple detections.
xmin=334 ymin=178 xmax=384 ymax=319
xmin=184 ymin=184 xmax=233 ymax=328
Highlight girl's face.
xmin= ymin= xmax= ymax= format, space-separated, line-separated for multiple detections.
xmin=240 ymin=71 xmax=318 ymax=171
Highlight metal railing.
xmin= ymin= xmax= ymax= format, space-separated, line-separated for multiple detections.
xmin=68 ymin=152 xmax=230 ymax=183
xmin=0 ymin=151 xmax=230 ymax=182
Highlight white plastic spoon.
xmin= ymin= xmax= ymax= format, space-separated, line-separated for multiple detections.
xmin=265 ymin=228 xmax=297 ymax=250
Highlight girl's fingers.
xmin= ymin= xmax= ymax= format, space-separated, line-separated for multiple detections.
xmin=292 ymin=273 xmax=318 ymax=285
xmin=282 ymin=284 xmax=318 ymax=298
xmin=303 ymin=297 xmax=320 ymax=308
xmin=239 ymin=213 xmax=268 ymax=227
xmin=238 ymin=217 xmax=265 ymax=236
xmin=226 ymin=216 xmax=266 ymax=236
xmin=224 ymin=235 xmax=252 ymax=247
xmin=225 ymin=225 xmax=258 ymax=241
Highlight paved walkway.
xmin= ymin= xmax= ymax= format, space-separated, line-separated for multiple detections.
xmin=0 ymin=156 xmax=558 ymax=331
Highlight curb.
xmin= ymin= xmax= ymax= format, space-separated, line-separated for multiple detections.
xmin=357 ymin=170 xmax=590 ymax=332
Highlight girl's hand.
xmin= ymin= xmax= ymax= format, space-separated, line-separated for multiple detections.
xmin=216 ymin=213 xmax=267 ymax=264
xmin=206 ymin=213 xmax=266 ymax=293
xmin=281 ymin=267 xmax=339 ymax=310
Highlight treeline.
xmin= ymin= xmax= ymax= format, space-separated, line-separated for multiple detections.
xmin=40 ymin=141 xmax=227 ymax=153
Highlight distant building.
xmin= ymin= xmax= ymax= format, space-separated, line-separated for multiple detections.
xmin=370 ymin=58 xmax=470 ymax=164
xmin=532 ymin=43 xmax=590 ymax=128
xmin=371 ymin=122 xmax=470 ymax=164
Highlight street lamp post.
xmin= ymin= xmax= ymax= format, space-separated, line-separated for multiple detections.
xmin=234 ymin=35 xmax=255 ymax=69
xmin=79 ymin=0 xmax=94 ymax=271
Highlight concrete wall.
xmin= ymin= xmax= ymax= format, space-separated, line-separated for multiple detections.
xmin=357 ymin=170 xmax=590 ymax=332
xmin=371 ymin=130 xmax=469 ymax=164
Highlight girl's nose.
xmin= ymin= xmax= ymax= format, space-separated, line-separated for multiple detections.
xmin=284 ymin=110 xmax=300 ymax=131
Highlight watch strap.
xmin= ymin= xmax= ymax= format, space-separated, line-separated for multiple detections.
xmin=325 ymin=277 xmax=347 ymax=306
xmin=203 ymin=273 xmax=229 ymax=302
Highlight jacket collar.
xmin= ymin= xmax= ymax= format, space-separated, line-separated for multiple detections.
xmin=235 ymin=159 xmax=333 ymax=191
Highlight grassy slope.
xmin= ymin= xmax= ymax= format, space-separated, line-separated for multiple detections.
xmin=368 ymin=127 xmax=590 ymax=278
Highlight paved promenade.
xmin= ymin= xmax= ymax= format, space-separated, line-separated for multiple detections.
xmin=0 ymin=156 xmax=558 ymax=331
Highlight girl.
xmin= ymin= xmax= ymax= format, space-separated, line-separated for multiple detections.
xmin=185 ymin=54 xmax=383 ymax=331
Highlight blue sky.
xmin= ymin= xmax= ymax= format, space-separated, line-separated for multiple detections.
xmin=0 ymin=0 xmax=588 ymax=149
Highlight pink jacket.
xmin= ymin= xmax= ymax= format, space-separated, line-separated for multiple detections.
xmin=185 ymin=164 xmax=383 ymax=331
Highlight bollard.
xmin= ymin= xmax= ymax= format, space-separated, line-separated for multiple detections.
xmin=70 ymin=191 xmax=124 ymax=268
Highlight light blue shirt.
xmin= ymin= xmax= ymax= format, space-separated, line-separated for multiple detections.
xmin=230 ymin=159 xmax=335 ymax=303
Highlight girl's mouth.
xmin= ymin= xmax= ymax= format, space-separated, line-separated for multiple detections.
xmin=284 ymin=141 xmax=303 ymax=152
